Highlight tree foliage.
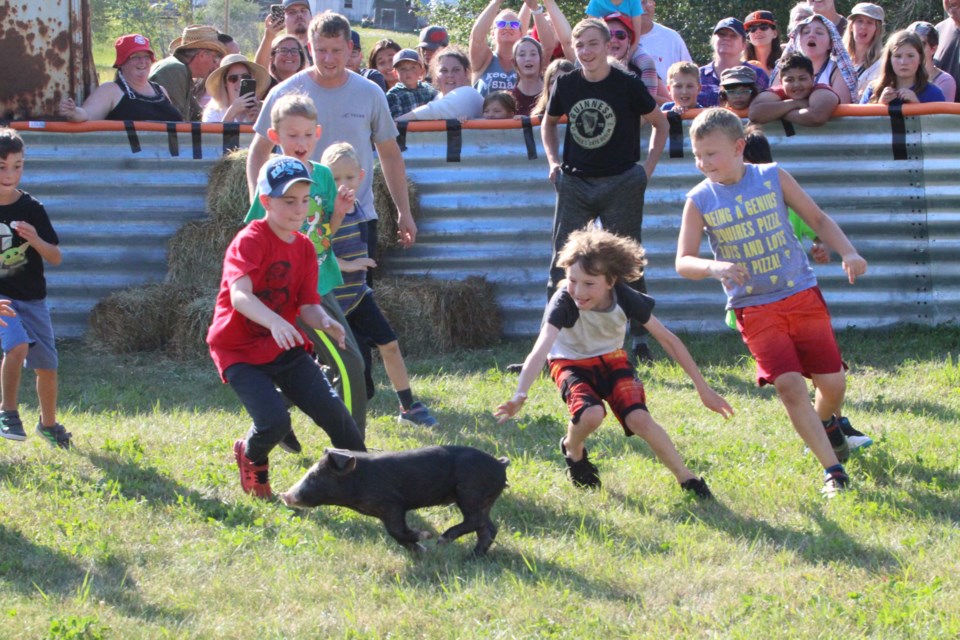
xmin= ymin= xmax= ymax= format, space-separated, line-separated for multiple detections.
xmin=419 ymin=0 xmax=946 ymax=67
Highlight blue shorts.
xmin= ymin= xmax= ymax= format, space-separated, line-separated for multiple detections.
xmin=0 ymin=298 xmax=58 ymax=370
xmin=347 ymin=293 xmax=397 ymax=347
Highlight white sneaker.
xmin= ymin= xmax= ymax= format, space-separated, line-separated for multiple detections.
xmin=839 ymin=417 xmax=873 ymax=451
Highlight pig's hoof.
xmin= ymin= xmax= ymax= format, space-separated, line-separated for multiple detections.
xmin=413 ymin=542 xmax=427 ymax=553
xmin=436 ymin=535 xmax=449 ymax=546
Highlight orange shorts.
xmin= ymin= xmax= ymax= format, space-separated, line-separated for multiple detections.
xmin=548 ymin=349 xmax=647 ymax=434
xmin=734 ymin=286 xmax=844 ymax=386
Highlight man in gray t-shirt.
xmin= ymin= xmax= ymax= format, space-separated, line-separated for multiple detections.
xmin=246 ymin=12 xmax=416 ymax=246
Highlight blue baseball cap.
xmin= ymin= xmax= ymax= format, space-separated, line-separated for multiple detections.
xmin=257 ymin=156 xmax=314 ymax=198
xmin=713 ymin=17 xmax=746 ymax=38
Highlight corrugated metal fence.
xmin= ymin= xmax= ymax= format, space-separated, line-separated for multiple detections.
xmin=14 ymin=114 xmax=960 ymax=338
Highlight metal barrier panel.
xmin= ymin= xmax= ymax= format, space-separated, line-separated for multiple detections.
xmin=9 ymin=115 xmax=959 ymax=339
xmin=18 ymin=128 xmax=254 ymax=337
xmin=0 ymin=0 xmax=98 ymax=120
xmin=389 ymin=115 xmax=941 ymax=337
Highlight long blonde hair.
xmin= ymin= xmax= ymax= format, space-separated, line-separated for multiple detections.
xmin=531 ymin=58 xmax=575 ymax=117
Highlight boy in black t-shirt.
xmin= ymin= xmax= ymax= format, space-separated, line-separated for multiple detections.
xmin=0 ymin=129 xmax=69 ymax=448
xmin=541 ymin=17 xmax=669 ymax=363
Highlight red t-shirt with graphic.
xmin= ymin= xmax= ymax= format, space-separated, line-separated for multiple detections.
xmin=207 ymin=219 xmax=321 ymax=380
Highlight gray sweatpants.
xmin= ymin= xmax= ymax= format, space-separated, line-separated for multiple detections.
xmin=548 ymin=163 xmax=649 ymax=336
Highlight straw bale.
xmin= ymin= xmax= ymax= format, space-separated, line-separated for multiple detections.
xmin=166 ymin=220 xmax=238 ymax=290
xmin=206 ymin=148 xmax=251 ymax=228
xmin=168 ymin=291 xmax=219 ymax=360
xmin=372 ymin=162 xmax=421 ymax=264
xmin=373 ymin=276 xmax=501 ymax=355
xmin=88 ymin=283 xmax=201 ymax=354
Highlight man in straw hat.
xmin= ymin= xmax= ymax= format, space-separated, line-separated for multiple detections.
xmin=150 ymin=25 xmax=227 ymax=121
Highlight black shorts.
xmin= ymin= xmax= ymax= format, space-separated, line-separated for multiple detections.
xmin=347 ymin=293 xmax=397 ymax=346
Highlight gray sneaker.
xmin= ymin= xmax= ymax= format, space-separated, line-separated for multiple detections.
xmin=0 ymin=410 xmax=26 ymax=441
xmin=398 ymin=401 xmax=438 ymax=427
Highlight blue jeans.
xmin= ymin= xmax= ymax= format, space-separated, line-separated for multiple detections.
xmin=224 ymin=349 xmax=366 ymax=463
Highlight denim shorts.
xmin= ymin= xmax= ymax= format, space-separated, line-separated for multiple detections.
xmin=0 ymin=298 xmax=58 ymax=370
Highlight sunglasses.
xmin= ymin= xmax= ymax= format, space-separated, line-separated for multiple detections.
xmin=495 ymin=20 xmax=521 ymax=29
xmin=724 ymin=87 xmax=754 ymax=96
xmin=609 ymin=30 xmax=630 ymax=41
xmin=748 ymin=24 xmax=773 ymax=33
xmin=226 ymin=73 xmax=253 ymax=84
xmin=274 ymin=47 xmax=301 ymax=56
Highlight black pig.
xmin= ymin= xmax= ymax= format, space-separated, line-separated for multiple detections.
xmin=279 ymin=445 xmax=509 ymax=556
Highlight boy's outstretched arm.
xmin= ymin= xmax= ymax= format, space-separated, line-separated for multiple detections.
xmin=230 ymin=275 xmax=304 ymax=351
xmin=675 ymin=199 xmax=749 ymax=286
xmin=300 ymin=304 xmax=347 ymax=349
xmin=779 ymin=168 xmax=867 ymax=283
xmin=643 ymin=314 xmax=734 ymax=419
xmin=494 ymin=323 xmax=560 ymax=423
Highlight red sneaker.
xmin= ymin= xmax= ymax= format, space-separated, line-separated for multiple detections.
xmin=233 ymin=439 xmax=272 ymax=498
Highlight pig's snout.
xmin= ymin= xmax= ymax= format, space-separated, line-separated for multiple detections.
xmin=278 ymin=491 xmax=302 ymax=508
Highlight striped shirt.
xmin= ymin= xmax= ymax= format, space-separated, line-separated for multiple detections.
xmin=331 ymin=204 xmax=372 ymax=314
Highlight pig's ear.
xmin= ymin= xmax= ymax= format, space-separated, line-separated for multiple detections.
xmin=325 ymin=449 xmax=358 ymax=475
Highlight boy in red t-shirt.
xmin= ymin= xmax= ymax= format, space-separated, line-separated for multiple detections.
xmin=207 ymin=156 xmax=366 ymax=499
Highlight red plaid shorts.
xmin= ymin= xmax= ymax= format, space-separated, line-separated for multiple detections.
xmin=548 ymin=349 xmax=647 ymax=434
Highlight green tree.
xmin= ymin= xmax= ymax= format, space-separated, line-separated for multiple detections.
xmin=90 ymin=0 xmax=193 ymax=56
xmin=198 ymin=0 xmax=265 ymax=55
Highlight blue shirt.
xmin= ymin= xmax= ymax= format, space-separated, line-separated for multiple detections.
xmin=859 ymin=83 xmax=946 ymax=104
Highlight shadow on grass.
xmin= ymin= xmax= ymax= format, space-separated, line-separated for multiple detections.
xmin=84 ymin=452 xmax=261 ymax=528
xmin=0 ymin=523 xmax=187 ymax=626
xmin=855 ymin=447 xmax=960 ymax=525
xmin=683 ymin=499 xmax=900 ymax=572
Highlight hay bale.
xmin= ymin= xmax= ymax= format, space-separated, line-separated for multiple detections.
xmin=166 ymin=220 xmax=238 ymax=290
xmin=206 ymin=148 xmax=251 ymax=228
xmin=374 ymin=276 xmax=501 ymax=355
xmin=168 ymin=291 xmax=219 ymax=360
xmin=88 ymin=283 xmax=201 ymax=354
xmin=372 ymin=162 xmax=421 ymax=264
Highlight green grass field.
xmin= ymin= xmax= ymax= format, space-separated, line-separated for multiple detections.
xmin=2 ymin=327 xmax=959 ymax=638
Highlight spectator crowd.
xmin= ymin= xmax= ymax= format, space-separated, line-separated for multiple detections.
xmin=58 ymin=0 xmax=960 ymax=126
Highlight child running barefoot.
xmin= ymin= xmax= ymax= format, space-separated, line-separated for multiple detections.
xmin=677 ymin=108 xmax=868 ymax=497
xmin=495 ymin=226 xmax=733 ymax=494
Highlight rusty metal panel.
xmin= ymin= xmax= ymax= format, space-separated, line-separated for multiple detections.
xmin=0 ymin=0 xmax=97 ymax=121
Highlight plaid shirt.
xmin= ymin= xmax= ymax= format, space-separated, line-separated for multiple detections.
xmin=386 ymin=81 xmax=439 ymax=119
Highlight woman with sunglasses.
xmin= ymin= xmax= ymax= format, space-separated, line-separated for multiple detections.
xmin=470 ymin=0 xmax=528 ymax=95
xmin=743 ymin=10 xmax=782 ymax=75
xmin=843 ymin=3 xmax=885 ymax=101
xmin=909 ymin=21 xmax=956 ymax=102
xmin=202 ymin=54 xmax=269 ymax=123
xmin=267 ymin=34 xmax=306 ymax=89
xmin=603 ymin=12 xmax=668 ymax=104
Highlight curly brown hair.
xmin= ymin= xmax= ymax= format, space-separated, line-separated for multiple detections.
xmin=556 ymin=226 xmax=646 ymax=284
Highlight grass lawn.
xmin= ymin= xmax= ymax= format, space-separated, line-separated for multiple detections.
xmin=2 ymin=327 xmax=959 ymax=638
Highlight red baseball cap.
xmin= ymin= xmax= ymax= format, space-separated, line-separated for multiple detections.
xmin=603 ymin=12 xmax=636 ymax=44
xmin=113 ymin=34 xmax=155 ymax=68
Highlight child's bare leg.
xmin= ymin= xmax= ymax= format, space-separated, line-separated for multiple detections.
xmin=377 ymin=340 xmax=411 ymax=393
xmin=774 ymin=372 xmax=839 ymax=468
xmin=624 ymin=409 xmax=695 ymax=482
xmin=564 ymin=405 xmax=604 ymax=461
xmin=1 ymin=343 xmax=28 ymax=410
xmin=36 ymin=369 xmax=57 ymax=426
xmin=811 ymin=370 xmax=846 ymax=421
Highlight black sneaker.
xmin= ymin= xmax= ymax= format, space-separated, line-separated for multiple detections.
xmin=822 ymin=470 xmax=850 ymax=497
xmin=838 ymin=417 xmax=873 ymax=451
xmin=0 ymin=410 xmax=26 ymax=441
xmin=680 ymin=476 xmax=714 ymax=499
xmin=634 ymin=343 xmax=654 ymax=365
xmin=560 ymin=437 xmax=601 ymax=489
xmin=823 ymin=415 xmax=850 ymax=463
xmin=278 ymin=429 xmax=303 ymax=454
xmin=36 ymin=421 xmax=72 ymax=450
